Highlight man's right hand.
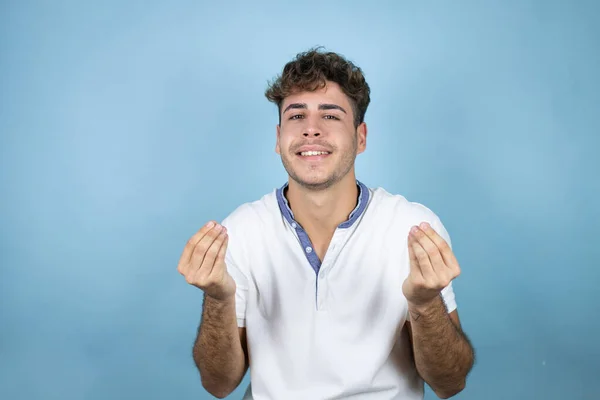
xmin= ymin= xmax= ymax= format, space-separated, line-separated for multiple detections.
xmin=177 ymin=221 xmax=236 ymax=301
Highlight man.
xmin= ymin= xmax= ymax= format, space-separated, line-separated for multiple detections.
xmin=177 ymin=48 xmax=475 ymax=399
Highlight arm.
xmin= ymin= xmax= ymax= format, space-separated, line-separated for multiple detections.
xmin=177 ymin=221 xmax=249 ymax=398
xmin=402 ymin=221 xmax=475 ymax=398
xmin=193 ymin=294 xmax=248 ymax=398
xmin=406 ymin=302 xmax=474 ymax=398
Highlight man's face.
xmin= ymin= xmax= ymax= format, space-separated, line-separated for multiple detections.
xmin=275 ymin=81 xmax=367 ymax=191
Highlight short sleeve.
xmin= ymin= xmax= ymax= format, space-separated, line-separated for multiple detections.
xmin=440 ymin=281 xmax=457 ymax=314
xmin=225 ymin=254 xmax=248 ymax=327
xmin=221 ymin=218 xmax=249 ymax=328
xmin=430 ymin=213 xmax=458 ymax=314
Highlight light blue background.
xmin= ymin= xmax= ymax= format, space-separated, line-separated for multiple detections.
xmin=1 ymin=1 xmax=598 ymax=399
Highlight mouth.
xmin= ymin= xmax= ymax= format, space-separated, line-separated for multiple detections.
xmin=296 ymin=150 xmax=331 ymax=161
xmin=297 ymin=150 xmax=330 ymax=157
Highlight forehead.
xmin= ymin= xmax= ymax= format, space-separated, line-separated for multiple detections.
xmin=281 ymin=81 xmax=350 ymax=109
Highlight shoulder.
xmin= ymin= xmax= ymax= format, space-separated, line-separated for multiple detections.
xmin=220 ymin=189 xmax=279 ymax=234
xmin=367 ymin=186 xmax=451 ymax=244
xmin=368 ymin=186 xmax=441 ymax=222
xmin=218 ymin=189 xmax=280 ymax=263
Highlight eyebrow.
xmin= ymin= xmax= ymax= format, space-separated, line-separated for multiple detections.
xmin=282 ymin=103 xmax=347 ymax=114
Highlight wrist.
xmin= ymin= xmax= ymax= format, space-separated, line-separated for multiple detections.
xmin=407 ymin=294 xmax=443 ymax=314
xmin=204 ymin=291 xmax=236 ymax=305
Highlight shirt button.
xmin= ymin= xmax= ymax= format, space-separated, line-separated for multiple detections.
xmin=305 ymin=246 xmax=312 ymax=253
xmin=291 ymin=222 xmax=297 ymax=228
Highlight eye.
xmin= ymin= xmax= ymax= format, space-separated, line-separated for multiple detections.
xmin=324 ymin=115 xmax=340 ymax=120
xmin=289 ymin=114 xmax=304 ymax=120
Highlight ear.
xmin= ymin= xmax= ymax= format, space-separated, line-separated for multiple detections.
xmin=275 ymin=124 xmax=281 ymax=155
xmin=356 ymin=122 xmax=367 ymax=154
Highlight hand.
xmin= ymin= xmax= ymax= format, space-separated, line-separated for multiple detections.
xmin=402 ymin=222 xmax=461 ymax=309
xmin=177 ymin=221 xmax=236 ymax=301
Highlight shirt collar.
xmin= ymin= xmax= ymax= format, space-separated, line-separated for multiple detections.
xmin=276 ymin=180 xmax=370 ymax=229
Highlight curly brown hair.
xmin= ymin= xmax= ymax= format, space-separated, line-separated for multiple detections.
xmin=265 ymin=47 xmax=371 ymax=128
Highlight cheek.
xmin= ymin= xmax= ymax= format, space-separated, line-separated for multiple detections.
xmin=278 ymin=132 xmax=295 ymax=148
xmin=277 ymin=138 xmax=292 ymax=155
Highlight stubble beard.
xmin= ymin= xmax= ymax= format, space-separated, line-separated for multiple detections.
xmin=281 ymin=135 xmax=358 ymax=192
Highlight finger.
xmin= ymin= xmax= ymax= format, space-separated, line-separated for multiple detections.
xmin=206 ymin=233 xmax=229 ymax=283
xmin=178 ymin=221 xmax=216 ymax=273
xmin=189 ymin=224 xmax=224 ymax=274
xmin=413 ymin=224 xmax=446 ymax=273
xmin=216 ymin=233 xmax=229 ymax=266
xmin=407 ymin=234 xmax=423 ymax=279
xmin=410 ymin=227 xmax=435 ymax=279
xmin=419 ymin=222 xmax=459 ymax=270
xmin=411 ymin=241 xmax=434 ymax=280
xmin=198 ymin=228 xmax=228 ymax=279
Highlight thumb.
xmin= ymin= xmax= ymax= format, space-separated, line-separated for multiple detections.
xmin=215 ymin=234 xmax=229 ymax=266
xmin=407 ymin=234 xmax=419 ymax=272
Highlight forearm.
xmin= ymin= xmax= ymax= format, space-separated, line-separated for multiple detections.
xmin=193 ymin=294 xmax=247 ymax=398
xmin=408 ymin=295 xmax=474 ymax=398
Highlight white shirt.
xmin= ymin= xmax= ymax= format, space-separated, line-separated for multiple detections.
xmin=221 ymin=181 xmax=458 ymax=400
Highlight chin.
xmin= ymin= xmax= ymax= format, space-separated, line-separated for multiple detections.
xmin=282 ymin=158 xmax=338 ymax=190
xmin=293 ymin=174 xmax=337 ymax=191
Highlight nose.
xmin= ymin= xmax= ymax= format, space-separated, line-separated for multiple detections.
xmin=303 ymin=123 xmax=321 ymax=137
xmin=303 ymin=131 xmax=320 ymax=137
xmin=301 ymin=114 xmax=323 ymax=137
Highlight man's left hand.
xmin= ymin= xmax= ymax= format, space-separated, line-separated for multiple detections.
xmin=402 ymin=222 xmax=461 ymax=309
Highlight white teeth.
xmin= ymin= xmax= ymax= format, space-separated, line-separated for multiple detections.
xmin=300 ymin=151 xmax=329 ymax=156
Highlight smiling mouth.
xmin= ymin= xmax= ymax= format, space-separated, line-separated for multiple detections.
xmin=297 ymin=151 xmax=330 ymax=156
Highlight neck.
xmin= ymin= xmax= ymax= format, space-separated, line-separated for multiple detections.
xmin=285 ymin=173 xmax=359 ymax=233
